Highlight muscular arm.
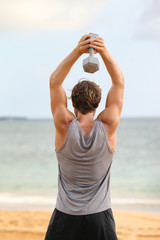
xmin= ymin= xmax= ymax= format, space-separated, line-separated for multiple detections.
xmin=99 ymin=48 xmax=124 ymax=129
xmin=50 ymin=34 xmax=92 ymax=132
xmin=101 ymin=48 xmax=124 ymax=90
xmin=50 ymin=48 xmax=80 ymax=92
xmin=50 ymin=47 xmax=80 ymax=126
xmin=91 ymin=37 xmax=124 ymax=134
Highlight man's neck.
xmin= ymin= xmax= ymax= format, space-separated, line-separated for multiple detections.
xmin=76 ymin=111 xmax=95 ymax=124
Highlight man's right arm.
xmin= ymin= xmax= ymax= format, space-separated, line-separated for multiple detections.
xmin=91 ymin=37 xmax=124 ymax=134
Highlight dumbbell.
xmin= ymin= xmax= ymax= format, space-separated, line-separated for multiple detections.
xmin=83 ymin=33 xmax=99 ymax=74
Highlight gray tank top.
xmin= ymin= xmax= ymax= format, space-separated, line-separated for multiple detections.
xmin=55 ymin=118 xmax=114 ymax=215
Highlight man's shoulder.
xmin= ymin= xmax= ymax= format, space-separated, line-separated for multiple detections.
xmin=96 ymin=118 xmax=116 ymax=152
xmin=54 ymin=111 xmax=75 ymax=133
xmin=54 ymin=116 xmax=76 ymax=151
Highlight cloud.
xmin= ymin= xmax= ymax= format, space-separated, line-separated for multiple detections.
xmin=0 ymin=0 xmax=106 ymax=31
xmin=137 ymin=0 xmax=160 ymax=39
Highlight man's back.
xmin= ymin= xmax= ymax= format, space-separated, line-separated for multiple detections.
xmin=55 ymin=118 xmax=113 ymax=215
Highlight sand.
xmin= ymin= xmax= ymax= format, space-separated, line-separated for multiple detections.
xmin=0 ymin=209 xmax=160 ymax=240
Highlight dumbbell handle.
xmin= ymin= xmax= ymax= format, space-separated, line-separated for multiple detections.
xmin=89 ymin=48 xmax=94 ymax=57
xmin=89 ymin=33 xmax=98 ymax=57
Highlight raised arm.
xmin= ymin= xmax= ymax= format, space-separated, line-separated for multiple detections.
xmin=91 ymin=37 xmax=124 ymax=134
xmin=50 ymin=34 xmax=92 ymax=131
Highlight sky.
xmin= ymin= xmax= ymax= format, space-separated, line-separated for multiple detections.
xmin=0 ymin=0 xmax=160 ymax=119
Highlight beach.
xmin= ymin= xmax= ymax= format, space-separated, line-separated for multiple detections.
xmin=0 ymin=209 xmax=160 ymax=240
xmin=0 ymin=119 xmax=160 ymax=239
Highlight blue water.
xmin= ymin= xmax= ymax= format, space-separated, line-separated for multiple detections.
xmin=0 ymin=118 xmax=160 ymax=211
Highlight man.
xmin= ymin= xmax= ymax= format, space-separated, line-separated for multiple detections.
xmin=44 ymin=34 xmax=124 ymax=240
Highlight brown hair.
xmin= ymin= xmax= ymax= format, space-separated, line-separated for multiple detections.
xmin=71 ymin=80 xmax=101 ymax=114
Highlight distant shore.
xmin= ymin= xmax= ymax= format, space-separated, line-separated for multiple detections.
xmin=0 ymin=116 xmax=160 ymax=121
xmin=0 ymin=117 xmax=28 ymax=121
xmin=0 ymin=117 xmax=53 ymax=121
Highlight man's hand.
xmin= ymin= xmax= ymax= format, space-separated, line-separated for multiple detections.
xmin=76 ymin=34 xmax=97 ymax=55
xmin=89 ymin=36 xmax=106 ymax=54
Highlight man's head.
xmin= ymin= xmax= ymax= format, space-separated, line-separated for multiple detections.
xmin=71 ymin=80 xmax=101 ymax=115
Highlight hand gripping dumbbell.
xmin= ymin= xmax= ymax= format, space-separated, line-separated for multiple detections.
xmin=83 ymin=33 xmax=99 ymax=74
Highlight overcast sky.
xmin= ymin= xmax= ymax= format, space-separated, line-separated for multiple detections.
xmin=0 ymin=0 xmax=160 ymax=118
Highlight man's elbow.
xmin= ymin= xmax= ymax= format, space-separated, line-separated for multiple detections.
xmin=49 ymin=77 xmax=54 ymax=89
xmin=119 ymin=72 xmax=124 ymax=88
xmin=49 ymin=73 xmax=56 ymax=88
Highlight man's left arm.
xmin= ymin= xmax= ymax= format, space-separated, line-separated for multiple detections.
xmin=50 ymin=48 xmax=79 ymax=129
xmin=50 ymin=34 xmax=92 ymax=131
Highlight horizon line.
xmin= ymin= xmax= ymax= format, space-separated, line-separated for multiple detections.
xmin=0 ymin=116 xmax=160 ymax=121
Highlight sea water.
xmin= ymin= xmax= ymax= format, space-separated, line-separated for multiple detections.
xmin=0 ymin=118 xmax=160 ymax=211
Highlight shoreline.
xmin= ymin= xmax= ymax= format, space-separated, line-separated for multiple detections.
xmin=0 ymin=192 xmax=160 ymax=212
xmin=0 ymin=209 xmax=160 ymax=240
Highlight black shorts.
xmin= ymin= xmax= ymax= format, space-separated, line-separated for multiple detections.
xmin=44 ymin=208 xmax=118 ymax=240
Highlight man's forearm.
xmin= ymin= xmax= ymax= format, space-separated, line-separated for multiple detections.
xmin=50 ymin=47 xmax=81 ymax=87
xmin=100 ymin=48 xmax=124 ymax=86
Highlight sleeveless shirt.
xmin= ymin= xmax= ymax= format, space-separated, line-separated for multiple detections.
xmin=55 ymin=118 xmax=114 ymax=215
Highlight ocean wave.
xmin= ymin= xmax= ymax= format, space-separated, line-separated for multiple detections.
xmin=111 ymin=198 xmax=160 ymax=206
xmin=0 ymin=193 xmax=160 ymax=206
xmin=0 ymin=192 xmax=56 ymax=205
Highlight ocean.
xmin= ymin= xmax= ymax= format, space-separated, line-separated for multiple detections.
xmin=0 ymin=118 xmax=160 ymax=211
